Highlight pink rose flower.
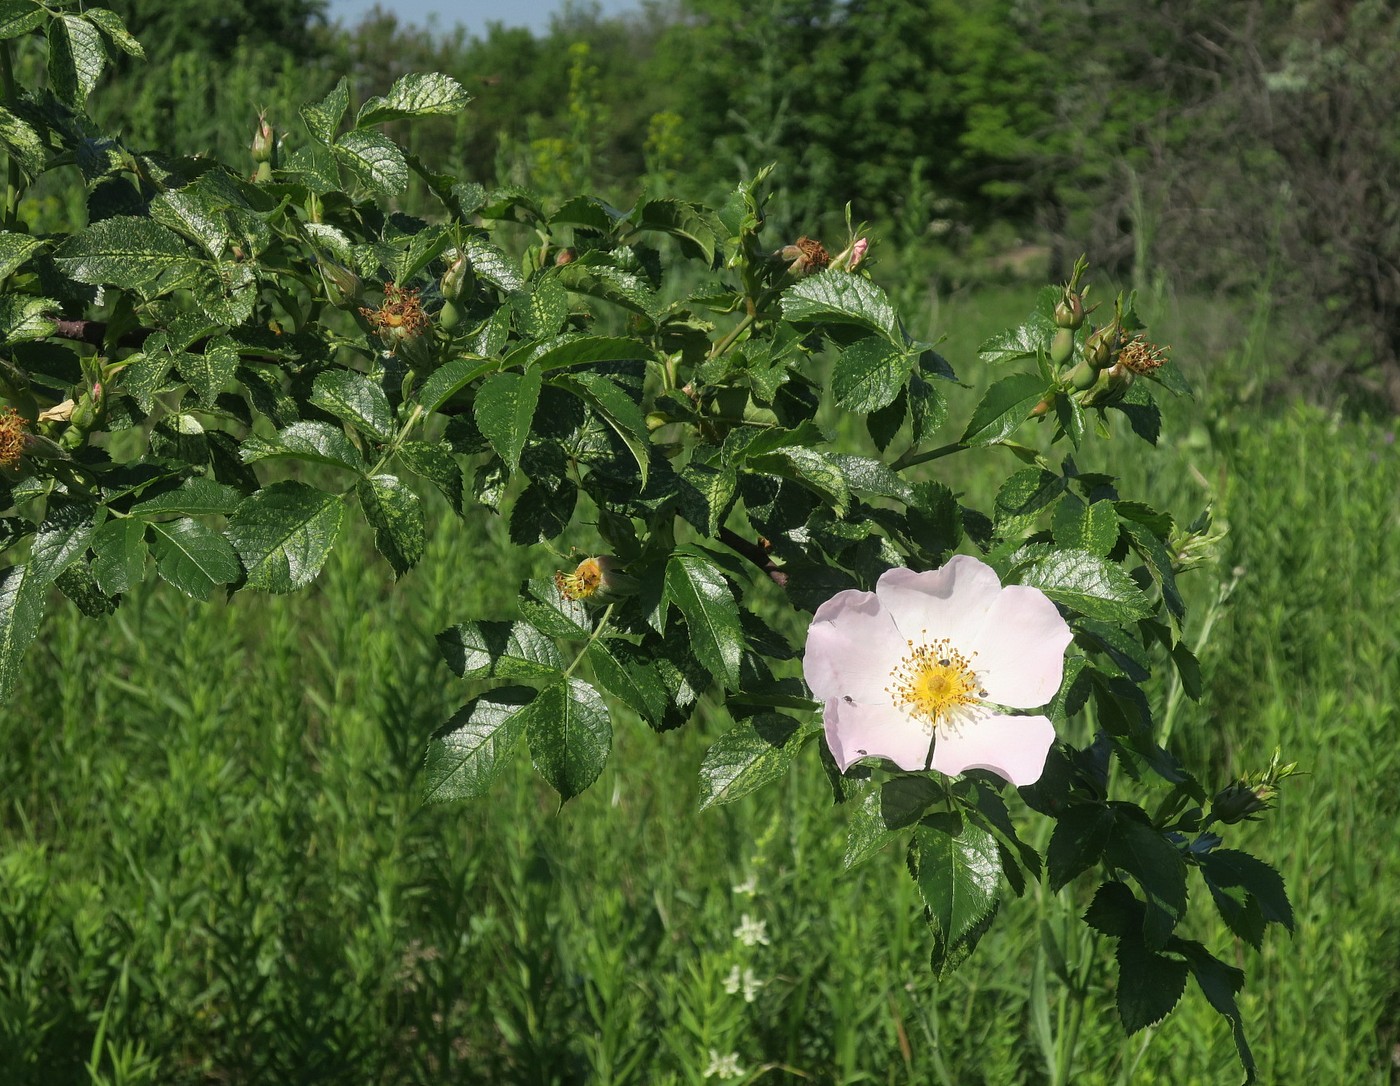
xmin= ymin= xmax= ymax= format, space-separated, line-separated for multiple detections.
xmin=804 ymin=555 xmax=1073 ymax=786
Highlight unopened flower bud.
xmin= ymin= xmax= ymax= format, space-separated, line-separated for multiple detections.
xmin=1210 ymin=749 xmax=1298 ymax=825
xmin=1050 ymin=326 xmax=1075 ymax=368
xmin=1054 ymin=291 xmax=1085 ymax=330
xmin=322 ymin=261 xmax=363 ymax=307
xmin=1083 ymin=322 xmax=1122 ymax=370
xmin=830 ymin=236 xmax=869 ymax=272
xmin=1080 ymin=362 xmax=1134 ymax=407
xmin=554 ymin=555 xmax=638 ymax=605
xmin=776 ymin=236 xmax=829 ymax=277
xmin=554 ymin=247 xmax=577 ymax=267
xmin=439 ymin=253 xmax=473 ymax=302
xmin=251 ymin=113 xmax=275 ymax=164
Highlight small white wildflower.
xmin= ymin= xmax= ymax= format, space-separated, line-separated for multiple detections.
xmin=723 ymin=964 xmax=742 ymax=995
xmin=731 ymin=874 xmax=758 ymax=896
xmin=703 ymin=1049 xmax=745 ymax=1079
xmin=733 ymin=914 xmax=769 ymax=947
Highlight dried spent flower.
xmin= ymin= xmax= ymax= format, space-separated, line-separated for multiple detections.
xmin=360 ymin=282 xmax=430 ymax=347
xmin=1117 ymin=334 xmax=1170 ymax=375
xmin=554 ymin=555 xmax=637 ymax=605
xmin=0 ymin=406 xmax=27 ymax=468
xmin=777 ymin=236 xmax=829 ymax=277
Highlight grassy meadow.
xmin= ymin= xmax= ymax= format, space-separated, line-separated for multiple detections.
xmin=2 ymin=285 xmax=1398 ymax=1085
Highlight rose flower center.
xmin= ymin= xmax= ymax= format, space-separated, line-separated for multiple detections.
xmin=887 ymin=636 xmax=986 ymax=730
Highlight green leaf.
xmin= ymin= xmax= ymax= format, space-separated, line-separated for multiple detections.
xmin=241 ymin=420 xmax=366 ymax=474
xmin=0 ymin=232 xmax=42 ymax=279
xmin=311 ymin=369 xmax=394 ymax=442
xmin=831 ymin=336 xmax=907 ymax=413
xmin=0 ymin=106 xmax=45 ymax=176
xmin=520 ymin=577 xmax=592 ymax=639
xmin=151 ymin=187 xmax=230 ymax=259
xmin=844 ymin=776 xmax=942 ymax=869
xmin=301 ymin=77 xmax=349 ymax=144
xmin=1106 ymin=812 xmax=1188 ymax=949
xmin=174 ymin=336 xmax=238 ymax=408
xmin=698 ymin=713 xmax=805 ymax=809
xmin=47 ymin=14 xmax=105 ymax=106
xmin=465 ymin=237 xmax=523 ymax=294
xmin=525 ymin=678 xmax=612 ymax=802
xmin=960 ymin=373 xmax=1047 ymax=447
xmin=1021 ymin=548 xmax=1154 ymax=622
xmin=436 ymin=620 xmax=564 ymax=681
xmin=664 ymin=554 xmax=744 ymax=689
xmin=678 ymin=461 xmax=736 ymax=537
xmin=0 ymin=563 xmax=46 ymax=704
xmin=745 ymin=446 xmax=850 ymax=516
xmin=1122 ymin=520 xmax=1185 ymax=622
xmin=586 ymin=639 xmax=669 ymax=726
xmin=0 ymin=2 xmax=46 ymax=40
xmin=334 ymin=129 xmax=408 ymax=199
xmin=1046 ymin=804 xmax=1115 ymax=891
xmin=631 ymin=199 xmax=719 ymax=264
xmin=552 ymin=371 xmax=650 ymax=488
xmin=90 ymin=518 xmax=147 ymax=596
xmin=978 ymin=316 xmax=1051 ymax=365
xmin=513 ymin=274 xmax=568 ymax=338
xmin=501 ymin=334 xmax=648 ymax=374
xmin=1052 ymin=497 xmax=1119 ymax=556
xmin=1116 ymin=933 xmax=1189 ymax=1033
xmin=148 ymin=517 xmax=241 ymax=600
xmin=357 ymin=474 xmax=425 ymax=579
xmin=395 ymin=440 xmax=463 ymax=516
xmin=1177 ymin=940 xmax=1255 ymax=1081
xmin=508 ymin=479 xmax=576 ymax=543
xmin=474 ymin=368 xmax=542 ymax=473
xmin=84 ymin=8 xmax=144 ymax=57
xmin=356 ymin=72 xmax=470 ymax=126
xmin=417 ymin=355 xmax=496 ymax=416
xmin=781 ymin=271 xmax=900 ymax=343
xmin=0 ymin=294 xmax=56 ymax=344
xmin=911 ymin=816 xmax=1002 ymax=948
xmin=54 ymin=217 xmax=194 ymax=294
xmin=55 ymin=560 xmax=117 ymax=617
xmin=1200 ymin=849 xmax=1294 ymax=932
xmin=422 ymin=687 xmax=534 ymax=803
xmin=226 ymin=481 xmax=345 ymax=593
xmin=129 ymin=477 xmax=239 ymax=517
xmin=28 ymin=499 xmax=97 ymax=584
xmin=993 ymin=468 xmax=1066 ymax=537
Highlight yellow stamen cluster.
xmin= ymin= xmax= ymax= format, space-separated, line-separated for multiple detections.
xmin=359 ymin=282 xmax=430 ymax=346
xmin=0 ymin=406 xmax=26 ymax=468
xmin=555 ymin=556 xmax=605 ymax=601
xmin=887 ymin=635 xmax=986 ymax=731
xmin=1118 ymin=335 xmax=1169 ymax=375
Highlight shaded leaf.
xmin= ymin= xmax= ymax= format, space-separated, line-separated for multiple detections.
xmin=226 ymin=481 xmax=345 ymax=593
xmin=357 ymin=473 xmax=425 ymax=578
xmin=698 ymin=713 xmax=805 ymax=809
xmin=525 ymin=678 xmax=611 ymax=802
xmin=149 ymin=517 xmax=241 ymax=600
xmin=423 ymin=687 xmax=534 ymax=803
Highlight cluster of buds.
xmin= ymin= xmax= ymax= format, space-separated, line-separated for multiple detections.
xmin=554 ymin=555 xmax=638 ymax=606
xmin=359 ymin=282 xmax=430 ymax=349
xmin=776 ymin=236 xmax=829 ymax=278
xmin=437 ymin=252 xmax=475 ymax=333
xmin=1209 ymin=748 xmax=1299 ymax=825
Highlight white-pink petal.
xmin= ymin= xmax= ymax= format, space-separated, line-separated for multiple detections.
xmin=822 ymin=698 xmax=936 ymax=773
xmin=930 ymin=713 xmax=1056 ymax=787
xmin=968 ymin=585 xmax=1074 ymax=708
xmin=874 ymin=556 xmax=1003 ymax=650
xmin=804 ymin=588 xmax=906 ymax=704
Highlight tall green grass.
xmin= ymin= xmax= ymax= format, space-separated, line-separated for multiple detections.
xmin=2 ymin=293 xmax=1398 ymax=1084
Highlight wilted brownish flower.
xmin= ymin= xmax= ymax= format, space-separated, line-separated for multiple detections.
xmin=360 ymin=282 xmax=430 ymax=348
xmin=778 ymin=236 xmax=829 ymax=277
xmin=0 ymin=406 xmax=26 ymax=468
xmin=1118 ymin=334 xmax=1170 ymax=375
